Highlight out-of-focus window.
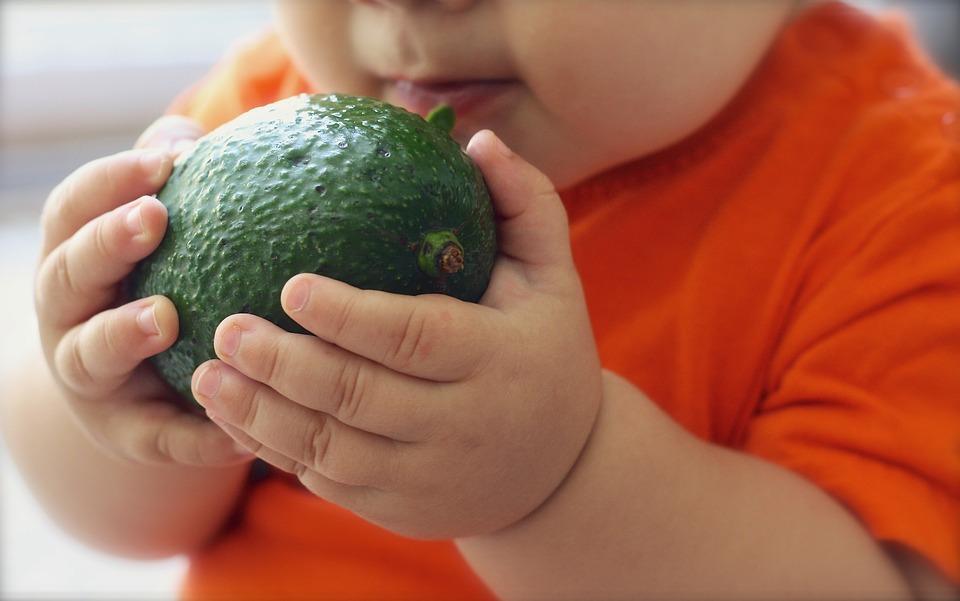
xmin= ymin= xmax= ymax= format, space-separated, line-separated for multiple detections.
xmin=1 ymin=1 xmax=272 ymax=216
xmin=0 ymin=3 xmax=270 ymax=600
xmin=850 ymin=0 xmax=960 ymax=77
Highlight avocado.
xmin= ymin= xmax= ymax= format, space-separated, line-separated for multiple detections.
xmin=130 ymin=94 xmax=497 ymax=406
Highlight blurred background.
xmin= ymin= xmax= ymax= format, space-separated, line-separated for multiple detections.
xmin=0 ymin=2 xmax=273 ymax=599
xmin=0 ymin=1 xmax=957 ymax=599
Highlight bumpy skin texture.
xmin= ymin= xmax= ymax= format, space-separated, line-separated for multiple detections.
xmin=130 ymin=94 xmax=496 ymax=405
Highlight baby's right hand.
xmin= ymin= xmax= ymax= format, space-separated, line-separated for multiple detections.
xmin=34 ymin=117 xmax=253 ymax=468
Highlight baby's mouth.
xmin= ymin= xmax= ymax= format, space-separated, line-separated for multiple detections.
xmin=383 ymin=78 xmax=518 ymax=121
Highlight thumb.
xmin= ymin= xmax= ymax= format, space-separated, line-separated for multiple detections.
xmin=466 ymin=129 xmax=573 ymax=273
xmin=135 ymin=115 xmax=205 ymax=157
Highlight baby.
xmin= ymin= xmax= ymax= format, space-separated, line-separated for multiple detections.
xmin=3 ymin=1 xmax=958 ymax=599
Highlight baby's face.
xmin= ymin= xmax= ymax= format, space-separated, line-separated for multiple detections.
xmin=275 ymin=0 xmax=795 ymax=189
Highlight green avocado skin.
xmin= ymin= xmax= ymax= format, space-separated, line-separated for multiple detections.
xmin=130 ymin=94 xmax=496 ymax=406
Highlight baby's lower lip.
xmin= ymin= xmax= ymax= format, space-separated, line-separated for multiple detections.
xmin=385 ymin=79 xmax=517 ymax=121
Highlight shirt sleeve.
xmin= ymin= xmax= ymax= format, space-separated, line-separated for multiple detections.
xmin=743 ymin=175 xmax=960 ymax=583
xmin=166 ymin=28 xmax=311 ymax=132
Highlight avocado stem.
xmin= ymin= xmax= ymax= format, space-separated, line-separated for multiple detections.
xmin=438 ymin=244 xmax=464 ymax=274
xmin=426 ymin=104 xmax=456 ymax=134
xmin=418 ymin=230 xmax=465 ymax=277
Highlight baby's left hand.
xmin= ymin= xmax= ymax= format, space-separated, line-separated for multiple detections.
xmin=192 ymin=130 xmax=602 ymax=538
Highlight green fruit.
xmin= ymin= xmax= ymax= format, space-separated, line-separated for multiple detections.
xmin=129 ymin=93 xmax=497 ymax=406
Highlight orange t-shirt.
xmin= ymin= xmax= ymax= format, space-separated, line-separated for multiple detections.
xmin=172 ymin=3 xmax=960 ymax=598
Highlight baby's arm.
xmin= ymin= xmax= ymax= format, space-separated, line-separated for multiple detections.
xmin=1 ymin=356 xmax=250 ymax=558
xmin=1 ymin=117 xmax=254 ymax=558
xmin=457 ymin=372 xmax=913 ymax=600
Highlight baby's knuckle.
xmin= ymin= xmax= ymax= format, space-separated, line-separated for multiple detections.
xmin=149 ymin=426 xmax=175 ymax=464
xmin=239 ymin=385 xmax=266 ymax=430
xmin=305 ymin=417 xmax=334 ymax=473
xmin=260 ymin=339 xmax=285 ymax=385
xmin=239 ymin=437 xmax=264 ymax=460
xmin=56 ymin=336 xmax=94 ymax=391
xmin=390 ymin=307 xmax=431 ymax=369
xmin=294 ymin=460 xmax=313 ymax=486
xmin=92 ymin=217 xmax=114 ymax=261
xmin=331 ymin=291 xmax=361 ymax=341
xmin=120 ymin=428 xmax=164 ymax=466
xmin=405 ymin=302 xmax=459 ymax=368
xmin=332 ymin=359 xmax=366 ymax=423
xmin=99 ymin=313 xmax=129 ymax=359
xmin=52 ymin=247 xmax=82 ymax=299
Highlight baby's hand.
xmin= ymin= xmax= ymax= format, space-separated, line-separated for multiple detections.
xmin=192 ymin=130 xmax=602 ymax=537
xmin=35 ymin=117 xmax=252 ymax=467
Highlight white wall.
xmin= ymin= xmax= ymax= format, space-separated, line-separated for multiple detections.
xmin=1 ymin=1 xmax=274 ymax=216
xmin=0 ymin=3 xmax=271 ymax=599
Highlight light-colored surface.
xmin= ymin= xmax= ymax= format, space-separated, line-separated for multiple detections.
xmin=1 ymin=2 xmax=271 ymax=598
xmin=1 ymin=1 xmax=273 ymax=216
xmin=0 ymin=217 xmax=188 ymax=599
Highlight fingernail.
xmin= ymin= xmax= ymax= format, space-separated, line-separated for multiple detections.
xmin=218 ymin=324 xmax=242 ymax=357
xmin=125 ymin=201 xmax=145 ymax=236
xmin=139 ymin=150 xmax=169 ymax=183
xmin=284 ymin=279 xmax=310 ymax=313
xmin=196 ymin=364 xmax=221 ymax=399
xmin=136 ymin=304 xmax=160 ymax=336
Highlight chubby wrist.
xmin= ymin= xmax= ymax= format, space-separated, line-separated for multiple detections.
xmin=456 ymin=373 xmax=911 ymax=601
xmin=458 ymin=369 xmax=696 ymax=539
xmin=453 ymin=372 xmax=708 ymax=598
xmin=483 ymin=378 xmax=607 ymax=538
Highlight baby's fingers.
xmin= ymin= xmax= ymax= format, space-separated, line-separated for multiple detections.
xmin=36 ymin=196 xmax=167 ymax=330
xmin=91 ymin=394 xmax=254 ymax=467
xmin=41 ymin=149 xmax=172 ymax=258
xmin=54 ymin=296 xmax=177 ymax=396
xmin=135 ymin=115 xmax=205 ymax=155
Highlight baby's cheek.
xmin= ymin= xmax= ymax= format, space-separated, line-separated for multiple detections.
xmin=500 ymin=0 xmax=794 ymax=183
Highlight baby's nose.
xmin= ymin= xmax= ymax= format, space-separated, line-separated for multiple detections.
xmin=351 ymin=0 xmax=477 ymax=12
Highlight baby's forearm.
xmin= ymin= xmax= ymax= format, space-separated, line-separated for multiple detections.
xmin=456 ymin=371 xmax=911 ymax=600
xmin=0 ymin=354 xmax=250 ymax=559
